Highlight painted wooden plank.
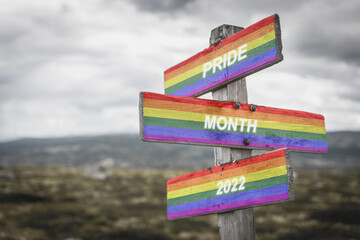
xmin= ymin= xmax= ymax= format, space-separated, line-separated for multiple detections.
xmin=139 ymin=91 xmax=328 ymax=154
xmin=164 ymin=14 xmax=283 ymax=97
xmin=167 ymin=148 xmax=294 ymax=220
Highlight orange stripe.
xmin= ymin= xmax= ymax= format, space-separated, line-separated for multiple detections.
xmin=164 ymin=23 xmax=275 ymax=81
xmin=167 ymin=156 xmax=286 ymax=192
xmin=143 ymin=98 xmax=325 ymax=127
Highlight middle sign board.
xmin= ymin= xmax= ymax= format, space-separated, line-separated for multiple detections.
xmin=139 ymin=92 xmax=328 ymax=154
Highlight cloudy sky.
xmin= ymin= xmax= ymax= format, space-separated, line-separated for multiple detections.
xmin=0 ymin=0 xmax=359 ymax=141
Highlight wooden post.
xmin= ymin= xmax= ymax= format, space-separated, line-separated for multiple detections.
xmin=210 ymin=25 xmax=256 ymax=240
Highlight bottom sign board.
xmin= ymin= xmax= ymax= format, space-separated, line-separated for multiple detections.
xmin=166 ymin=148 xmax=294 ymax=220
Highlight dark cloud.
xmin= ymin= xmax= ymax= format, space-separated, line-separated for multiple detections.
xmin=340 ymin=89 xmax=360 ymax=103
xmin=295 ymin=25 xmax=360 ymax=65
xmin=289 ymin=2 xmax=360 ymax=65
xmin=128 ymin=0 xmax=194 ymax=13
xmin=240 ymin=0 xmax=308 ymax=12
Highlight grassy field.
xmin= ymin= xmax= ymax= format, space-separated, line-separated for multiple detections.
xmin=0 ymin=167 xmax=359 ymax=240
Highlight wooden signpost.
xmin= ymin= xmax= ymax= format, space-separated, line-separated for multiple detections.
xmin=139 ymin=91 xmax=328 ymax=153
xmin=138 ymin=13 xmax=327 ymax=240
xmin=167 ymin=148 xmax=294 ymax=220
xmin=164 ymin=14 xmax=283 ymax=97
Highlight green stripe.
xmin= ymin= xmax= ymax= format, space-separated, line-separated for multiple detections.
xmin=165 ymin=39 xmax=276 ymax=94
xmin=143 ymin=116 xmax=326 ymax=141
xmin=167 ymin=175 xmax=288 ymax=206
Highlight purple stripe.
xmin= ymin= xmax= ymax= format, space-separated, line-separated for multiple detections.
xmin=168 ymin=184 xmax=288 ymax=214
xmin=143 ymin=125 xmax=328 ymax=149
xmin=185 ymin=56 xmax=277 ymax=97
xmin=144 ymin=134 xmax=328 ymax=153
xmin=168 ymin=193 xmax=288 ymax=219
xmin=169 ymin=48 xmax=277 ymax=97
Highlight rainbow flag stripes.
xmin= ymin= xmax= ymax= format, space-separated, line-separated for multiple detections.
xmin=140 ymin=92 xmax=328 ymax=154
xmin=167 ymin=148 xmax=294 ymax=219
xmin=164 ymin=14 xmax=283 ymax=97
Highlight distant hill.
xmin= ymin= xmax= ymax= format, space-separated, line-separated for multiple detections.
xmin=0 ymin=131 xmax=359 ymax=170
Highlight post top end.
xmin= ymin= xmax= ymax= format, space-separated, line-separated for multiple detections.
xmin=209 ymin=24 xmax=243 ymax=46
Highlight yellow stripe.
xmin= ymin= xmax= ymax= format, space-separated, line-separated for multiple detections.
xmin=168 ymin=156 xmax=285 ymax=191
xmin=165 ymin=31 xmax=276 ymax=89
xmin=143 ymin=107 xmax=326 ymax=134
xmin=167 ymin=165 xmax=287 ymax=199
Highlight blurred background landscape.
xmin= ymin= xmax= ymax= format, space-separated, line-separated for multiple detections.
xmin=1 ymin=131 xmax=360 ymax=170
xmin=0 ymin=131 xmax=359 ymax=239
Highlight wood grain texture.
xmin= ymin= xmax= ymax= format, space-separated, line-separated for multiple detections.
xmin=166 ymin=148 xmax=294 ymax=220
xmin=139 ymin=91 xmax=328 ymax=153
xmin=218 ymin=209 xmax=255 ymax=240
xmin=164 ymin=14 xmax=283 ymax=97
xmin=209 ymin=25 xmax=244 ymax=46
xmin=213 ymin=76 xmax=254 ymax=240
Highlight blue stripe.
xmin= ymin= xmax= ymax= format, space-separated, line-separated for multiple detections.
xmin=169 ymin=48 xmax=277 ymax=96
xmin=143 ymin=125 xmax=328 ymax=148
xmin=167 ymin=184 xmax=288 ymax=214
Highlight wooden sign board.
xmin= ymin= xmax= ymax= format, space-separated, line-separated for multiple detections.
xmin=139 ymin=92 xmax=328 ymax=154
xmin=164 ymin=14 xmax=283 ymax=97
xmin=167 ymin=148 xmax=294 ymax=220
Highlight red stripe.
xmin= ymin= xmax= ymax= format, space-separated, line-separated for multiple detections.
xmin=164 ymin=15 xmax=275 ymax=75
xmin=256 ymin=106 xmax=324 ymax=120
xmin=143 ymin=92 xmax=325 ymax=120
xmin=143 ymin=91 xmax=229 ymax=108
xmin=166 ymin=148 xmax=286 ymax=185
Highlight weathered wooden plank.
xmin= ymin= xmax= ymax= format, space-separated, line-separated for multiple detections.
xmin=166 ymin=148 xmax=294 ymax=220
xmin=213 ymin=79 xmax=255 ymax=240
xmin=139 ymin=91 xmax=328 ymax=154
xmin=164 ymin=14 xmax=283 ymax=97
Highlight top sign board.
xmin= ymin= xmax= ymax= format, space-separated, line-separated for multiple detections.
xmin=164 ymin=14 xmax=283 ymax=97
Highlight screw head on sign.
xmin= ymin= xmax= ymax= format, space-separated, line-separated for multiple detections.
xmin=235 ymin=102 xmax=241 ymax=109
xmin=243 ymin=138 xmax=250 ymax=146
xmin=219 ymin=173 xmax=222 ymax=176
xmin=250 ymin=104 xmax=257 ymax=112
